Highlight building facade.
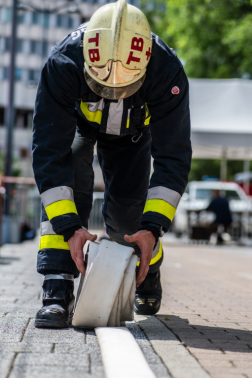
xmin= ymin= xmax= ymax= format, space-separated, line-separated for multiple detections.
xmin=0 ymin=0 xmax=105 ymax=177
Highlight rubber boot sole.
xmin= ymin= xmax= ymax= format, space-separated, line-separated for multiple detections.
xmin=35 ymin=317 xmax=72 ymax=329
xmin=134 ymin=303 xmax=161 ymax=316
xmin=134 ymin=295 xmax=161 ymax=316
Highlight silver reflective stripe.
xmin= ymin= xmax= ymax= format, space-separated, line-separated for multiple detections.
xmin=40 ymin=221 xmax=56 ymax=236
xmin=88 ymin=99 xmax=104 ymax=112
xmin=127 ymin=108 xmax=131 ymax=120
xmin=44 ymin=274 xmax=74 ymax=282
xmin=152 ymin=239 xmax=160 ymax=260
xmin=41 ymin=186 xmax=74 ymax=208
xmin=106 ymin=99 xmax=123 ymax=135
xmin=147 ymin=186 xmax=181 ymax=208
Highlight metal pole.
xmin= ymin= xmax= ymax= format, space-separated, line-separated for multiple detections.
xmin=242 ymin=148 xmax=250 ymax=243
xmin=220 ymin=147 xmax=227 ymax=181
xmin=243 ymin=149 xmax=250 ymax=196
xmin=4 ymin=0 xmax=18 ymax=215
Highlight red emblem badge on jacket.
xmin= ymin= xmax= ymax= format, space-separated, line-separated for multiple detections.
xmin=171 ymin=86 xmax=180 ymax=94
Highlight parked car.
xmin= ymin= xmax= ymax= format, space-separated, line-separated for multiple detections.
xmin=172 ymin=181 xmax=251 ymax=239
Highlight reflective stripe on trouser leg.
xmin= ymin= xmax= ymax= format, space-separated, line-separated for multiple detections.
xmin=136 ymin=239 xmax=163 ymax=273
xmin=37 ymin=133 xmax=96 ymax=278
xmin=37 ymin=206 xmax=79 ymax=277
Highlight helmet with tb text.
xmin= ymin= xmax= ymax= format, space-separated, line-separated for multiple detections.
xmin=83 ymin=0 xmax=152 ymax=100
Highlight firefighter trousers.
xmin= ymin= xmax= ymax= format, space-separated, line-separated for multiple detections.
xmin=37 ymin=130 xmax=163 ymax=278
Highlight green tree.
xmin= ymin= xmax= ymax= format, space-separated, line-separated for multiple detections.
xmin=188 ymin=159 xmax=252 ymax=182
xmin=143 ymin=0 xmax=252 ymax=79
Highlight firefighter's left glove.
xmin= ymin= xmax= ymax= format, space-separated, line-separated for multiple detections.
xmin=124 ymin=230 xmax=155 ymax=287
xmin=68 ymin=229 xmax=97 ymax=276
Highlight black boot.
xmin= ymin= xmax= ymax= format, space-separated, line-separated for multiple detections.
xmin=35 ymin=274 xmax=75 ymax=328
xmin=134 ymin=269 xmax=162 ymax=315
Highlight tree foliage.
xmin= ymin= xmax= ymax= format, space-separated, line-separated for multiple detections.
xmin=143 ymin=0 xmax=252 ymax=79
xmin=188 ymin=159 xmax=252 ymax=181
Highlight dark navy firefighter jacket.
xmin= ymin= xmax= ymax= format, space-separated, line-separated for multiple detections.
xmin=32 ymin=24 xmax=192 ymax=242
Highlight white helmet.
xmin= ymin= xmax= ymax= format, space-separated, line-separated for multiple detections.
xmin=83 ymin=0 xmax=152 ymax=100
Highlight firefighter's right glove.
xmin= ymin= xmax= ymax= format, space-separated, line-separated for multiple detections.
xmin=68 ymin=229 xmax=97 ymax=276
xmin=124 ymin=230 xmax=156 ymax=287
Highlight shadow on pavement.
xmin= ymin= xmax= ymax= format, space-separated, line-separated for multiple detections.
xmin=155 ymin=314 xmax=252 ymax=353
xmin=0 ymin=256 xmax=20 ymax=265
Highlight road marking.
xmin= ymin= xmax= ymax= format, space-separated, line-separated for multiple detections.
xmin=237 ymin=272 xmax=252 ymax=280
xmin=95 ymin=327 xmax=156 ymax=378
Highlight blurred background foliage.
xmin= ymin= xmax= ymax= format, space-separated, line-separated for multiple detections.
xmin=143 ymin=0 xmax=252 ymax=79
xmin=0 ymin=153 xmax=22 ymax=177
xmin=189 ymin=159 xmax=252 ymax=181
xmin=142 ymin=0 xmax=252 ymax=181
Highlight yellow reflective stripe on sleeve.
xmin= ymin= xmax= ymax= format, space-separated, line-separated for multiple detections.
xmin=45 ymin=200 xmax=78 ymax=220
xmin=143 ymin=199 xmax=176 ymax=221
xmin=137 ymin=241 xmax=163 ymax=267
xmin=126 ymin=119 xmax=130 ymax=128
xmin=80 ymin=102 xmax=102 ymax=124
xmin=144 ymin=103 xmax=151 ymax=125
xmin=39 ymin=235 xmax=70 ymax=251
xmin=144 ymin=117 xmax=150 ymax=125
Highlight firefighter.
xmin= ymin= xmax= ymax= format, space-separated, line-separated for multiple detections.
xmin=33 ymin=0 xmax=191 ymax=328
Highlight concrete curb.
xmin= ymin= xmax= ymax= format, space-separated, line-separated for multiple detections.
xmin=95 ymin=326 xmax=156 ymax=378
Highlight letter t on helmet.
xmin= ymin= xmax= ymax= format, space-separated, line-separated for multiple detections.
xmin=83 ymin=0 xmax=152 ymax=100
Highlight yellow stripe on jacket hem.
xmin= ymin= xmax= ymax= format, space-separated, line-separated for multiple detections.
xmin=137 ymin=240 xmax=163 ymax=267
xmin=39 ymin=235 xmax=70 ymax=251
xmin=143 ymin=199 xmax=176 ymax=221
xmin=45 ymin=200 xmax=78 ymax=220
xmin=80 ymin=102 xmax=102 ymax=124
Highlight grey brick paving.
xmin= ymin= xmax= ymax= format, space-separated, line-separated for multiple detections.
xmin=135 ymin=315 xmax=211 ymax=378
xmin=1 ymin=236 xmax=220 ymax=378
xmin=0 ymin=239 xmax=106 ymax=378
xmin=160 ymin=242 xmax=252 ymax=378
xmin=126 ymin=320 xmax=171 ymax=378
xmin=0 ymin=238 xmax=175 ymax=378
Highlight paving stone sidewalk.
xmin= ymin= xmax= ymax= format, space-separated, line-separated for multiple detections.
xmin=0 ymin=237 xmax=176 ymax=378
xmin=2 ymin=236 xmax=247 ymax=378
xmin=160 ymin=241 xmax=252 ymax=378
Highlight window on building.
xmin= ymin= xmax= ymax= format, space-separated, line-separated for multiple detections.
xmin=43 ymin=13 xmax=49 ymax=27
xmin=1 ymin=8 xmax=11 ymax=23
xmin=17 ymin=13 xmax=25 ymax=24
xmin=3 ymin=67 xmax=8 ymax=80
xmin=15 ymin=68 xmax=23 ymax=81
xmin=16 ymin=39 xmax=24 ymax=53
xmin=68 ymin=16 xmax=74 ymax=29
xmin=30 ymin=40 xmax=42 ymax=55
xmin=1 ymin=68 xmax=24 ymax=81
xmin=31 ymin=12 xmax=41 ymax=25
xmin=28 ymin=69 xmax=40 ymax=83
xmin=56 ymin=14 xmax=63 ymax=27
xmin=0 ymin=108 xmax=4 ymax=126
xmin=0 ymin=38 xmax=10 ymax=52
xmin=42 ymin=41 xmax=49 ymax=57
xmin=14 ymin=110 xmax=33 ymax=129
xmin=80 ymin=16 xmax=88 ymax=24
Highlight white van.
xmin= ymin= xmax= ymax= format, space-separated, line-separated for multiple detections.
xmin=172 ymin=181 xmax=251 ymax=238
